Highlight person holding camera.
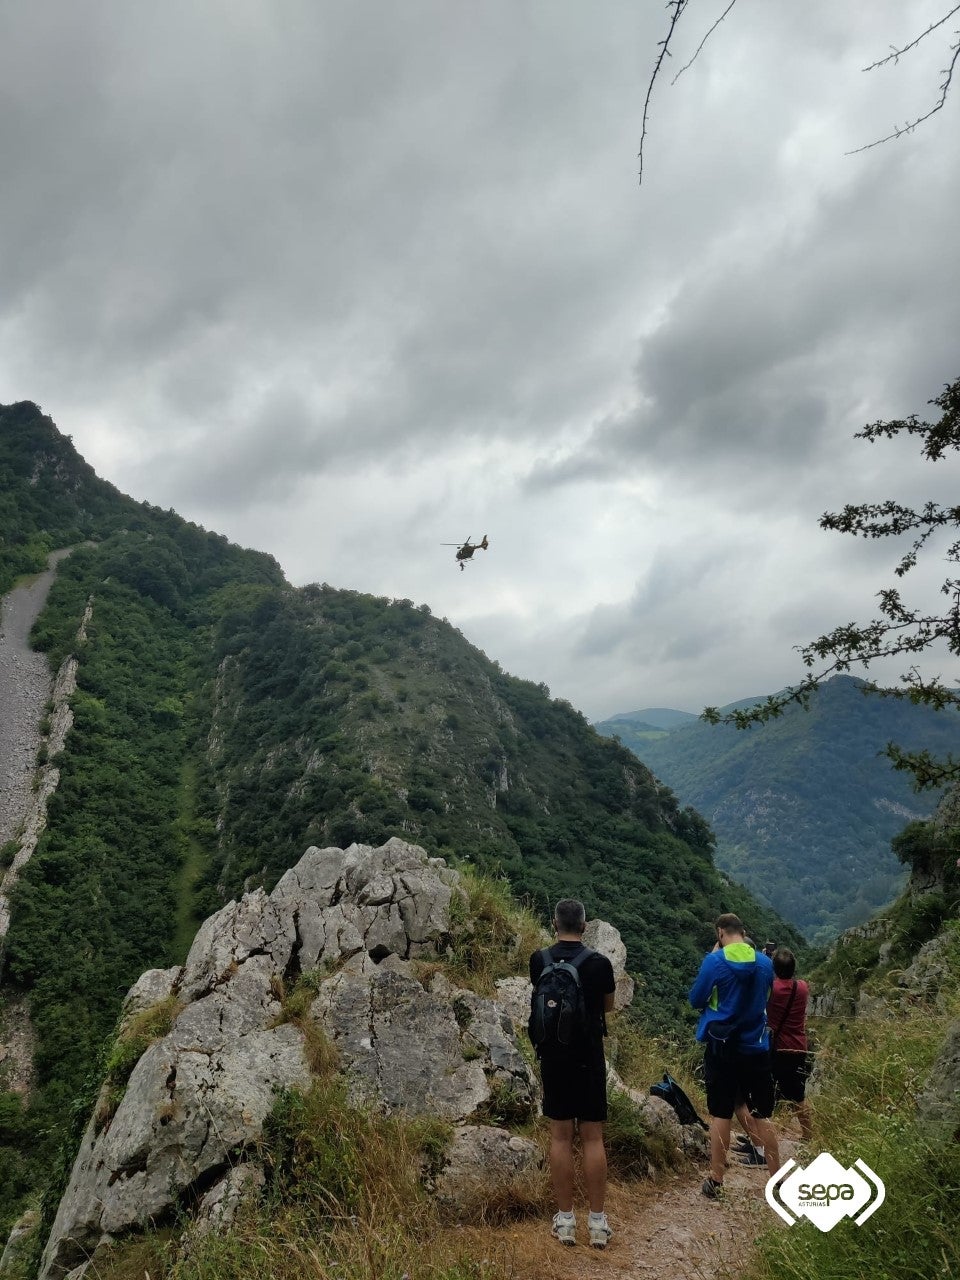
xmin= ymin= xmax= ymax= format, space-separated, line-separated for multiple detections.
xmin=689 ymin=913 xmax=781 ymax=1198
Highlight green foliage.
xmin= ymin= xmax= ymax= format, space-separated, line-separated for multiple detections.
xmin=603 ymin=675 xmax=960 ymax=943
xmin=0 ymin=403 xmax=285 ymax=1235
xmin=745 ymin=931 xmax=960 ymax=1280
xmin=199 ymin=583 xmax=799 ymax=1031
xmin=703 ymin=376 xmax=960 ymax=794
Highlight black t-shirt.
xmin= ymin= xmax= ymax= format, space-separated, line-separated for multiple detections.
xmin=529 ymin=941 xmax=616 ymax=1046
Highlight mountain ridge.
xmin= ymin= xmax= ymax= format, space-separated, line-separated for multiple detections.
xmin=0 ymin=402 xmax=798 ymax=1241
xmin=596 ymin=674 xmax=960 ymax=942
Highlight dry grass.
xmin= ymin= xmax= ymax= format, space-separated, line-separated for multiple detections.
xmin=445 ymin=868 xmax=546 ymax=996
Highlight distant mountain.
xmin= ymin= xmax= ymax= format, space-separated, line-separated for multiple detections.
xmin=596 ymin=675 xmax=960 ymax=943
xmin=600 ymin=706 xmax=698 ymax=746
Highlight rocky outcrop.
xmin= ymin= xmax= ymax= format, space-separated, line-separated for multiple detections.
xmin=917 ymin=1017 xmax=960 ymax=1141
xmin=433 ymin=1125 xmax=541 ymax=1213
xmin=0 ymin=1210 xmax=38 ymax=1275
xmin=583 ymin=918 xmax=635 ymax=1009
xmin=39 ymin=838 xmax=539 ymax=1279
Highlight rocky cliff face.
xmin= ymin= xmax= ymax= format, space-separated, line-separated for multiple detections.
xmin=39 ymin=838 xmax=639 ymax=1280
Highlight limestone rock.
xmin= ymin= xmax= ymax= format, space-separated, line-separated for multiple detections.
xmin=121 ymin=967 xmax=181 ymax=1021
xmin=0 ymin=1209 xmax=39 ymax=1275
xmin=194 ymin=1164 xmax=265 ymax=1235
xmin=583 ymin=919 xmax=635 ymax=1010
xmin=37 ymin=839 xmax=485 ymax=1278
xmin=494 ymin=975 xmax=533 ymax=1034
xmin=311 ymin=967 xmax=537 ymax=1121
xmin=432 ymin=1125 xmax=542 ymax=1213
xmin=39 ymin=838 xmax=651 ymax=1277
xmin=917 ymin=1017 xmax=960 ymax=1139
xmin=607 ymin=1064 xmax=710 ymax=1160
xmin=895 ymin=932 xmax=959 ymax=1009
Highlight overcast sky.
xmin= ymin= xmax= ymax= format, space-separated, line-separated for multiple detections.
xmin=2 ymin=1 xmax=959 ymax=720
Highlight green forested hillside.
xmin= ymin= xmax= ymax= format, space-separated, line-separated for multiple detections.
xmin=596 ymin=676 xmax=960 ymax=943
xmin=0 ymin=402 xmax=120 ymax=595
xmin=0 ymin=403 xmax=798 ymax=1239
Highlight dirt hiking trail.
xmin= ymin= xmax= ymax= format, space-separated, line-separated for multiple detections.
xmin=478 ymin=1132 xmax=797 ymax=1280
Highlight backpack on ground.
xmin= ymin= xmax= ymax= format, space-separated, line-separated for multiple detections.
xmin=528 ymin=946 xmax=594 ymax=1053
xmin=649 ymin=1072 xmax=708 ymax=1130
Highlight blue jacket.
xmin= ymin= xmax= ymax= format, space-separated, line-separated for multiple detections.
xmin=688 ymin=942 xmax=773 ymax=1054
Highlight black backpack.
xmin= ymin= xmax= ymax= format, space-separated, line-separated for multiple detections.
xmin=649 ymin=1072 xmax=708 ymax=1130
xmin=528 ymin=946 xmax=594 ymax=1053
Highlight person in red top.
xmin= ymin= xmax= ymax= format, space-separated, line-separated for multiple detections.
xmin=766 ymin=947 xmax=812 ymax=1141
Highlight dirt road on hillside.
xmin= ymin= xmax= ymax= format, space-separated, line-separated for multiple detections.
xmin=0 ymin=549 xmax=72 ymax=846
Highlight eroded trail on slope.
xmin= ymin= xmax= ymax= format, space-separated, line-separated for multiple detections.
xmin=0 ymin=549 xmax=71 ymax=847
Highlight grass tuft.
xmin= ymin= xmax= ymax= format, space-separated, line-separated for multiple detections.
xmin=445 ymin=868 xmax=545 ymax=996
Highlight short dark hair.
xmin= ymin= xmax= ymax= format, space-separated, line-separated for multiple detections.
xmin=773 ymin=947 xmax=796 ymax=979
xmin=715 ymin=913 xmax=744 ymax=936
xmin=554 ymin=898 xmax=586 ymax=934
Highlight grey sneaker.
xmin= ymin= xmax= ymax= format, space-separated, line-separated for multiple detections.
xmin=551 ymin=1212 xmax=576 ymax=1246
xmin=589 ymin=1216 xmax=613 ymax=1249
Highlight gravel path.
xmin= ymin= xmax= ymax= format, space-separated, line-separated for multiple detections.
xmin=0 ymin=549 xmax=72 ymax=847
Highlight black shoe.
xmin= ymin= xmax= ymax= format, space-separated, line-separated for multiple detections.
xmin=734 ymin=1136 xmax=754 ymax=1152
xmin=738 ymin=1147 xmax=767 ymax=1166
xmin=701 ymin=1177 xmax=724 ymax=1200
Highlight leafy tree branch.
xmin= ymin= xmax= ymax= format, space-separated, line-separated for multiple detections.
xmin=703 ymin=377 xmax=960 ymax=789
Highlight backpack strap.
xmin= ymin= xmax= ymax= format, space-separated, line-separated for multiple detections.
xmin=537 ymin=946 xmax=555 ymax=972
xmin=567 ymin=945 xmax=595 ymax=971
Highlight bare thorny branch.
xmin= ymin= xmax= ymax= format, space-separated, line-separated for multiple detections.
xmin=639 ymin=2 xmax=959 ymax=180
xmin=861 ymin=4 xmax=960 ymax=71
xmin=846 ymin=4 xmax=960 ymax=153
xmin=638 ymin=0 xmax=691 ymax=186
xmin=671 ymin=0 xmax=738 ymax=85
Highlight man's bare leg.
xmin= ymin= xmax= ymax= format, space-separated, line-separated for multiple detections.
xmin=795 ymin=1099 xmax=813 ymax=1142
xmin=752 ymin=1117 xmax=781 ymax=1176
xmin=579 ymin=1121 xmax=607 ymax=1213
xmin=549 ymin=1119 xmax=576 ymax=1212
xmin=735 ymin=1100 xmax=763 ymax=1147
xmin=709 ymin=1116 xmax=731 ymax=1183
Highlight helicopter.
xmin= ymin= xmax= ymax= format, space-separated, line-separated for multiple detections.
xmin=441 ymin=534 xmax=489 ymax=571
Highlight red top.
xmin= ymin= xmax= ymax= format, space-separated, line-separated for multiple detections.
xmin=766 ymin=976 xmax=809 ymax=1052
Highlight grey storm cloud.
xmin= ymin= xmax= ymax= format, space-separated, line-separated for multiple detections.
xmin=2 ymin=0 xmax=959 ymax=717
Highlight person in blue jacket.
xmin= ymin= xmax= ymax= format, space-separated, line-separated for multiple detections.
xmin=689 ymin=912 xmax=781 ymax=1198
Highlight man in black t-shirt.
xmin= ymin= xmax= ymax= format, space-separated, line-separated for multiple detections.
xmin=529 ymin=898 xmax=616 ymax=1249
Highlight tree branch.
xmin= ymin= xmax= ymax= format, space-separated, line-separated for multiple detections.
xmin=861 ymin=4 xmax=960 ymax=72
xmin=671 ymin=0 xmax=739 ymax=85
xmin=847 ymin=32 xmax=960 ymax=154
xmin=638 ymin=0 xmax=690 ymax=186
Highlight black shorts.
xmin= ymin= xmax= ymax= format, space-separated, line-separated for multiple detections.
xmin=538 ymin=1049 xmax=607 ymax=1122
xmin=703 ymin=1048 xmax=775 ymax=1121
xmin=772 ymin=1050 xmax=808 ymax=1103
